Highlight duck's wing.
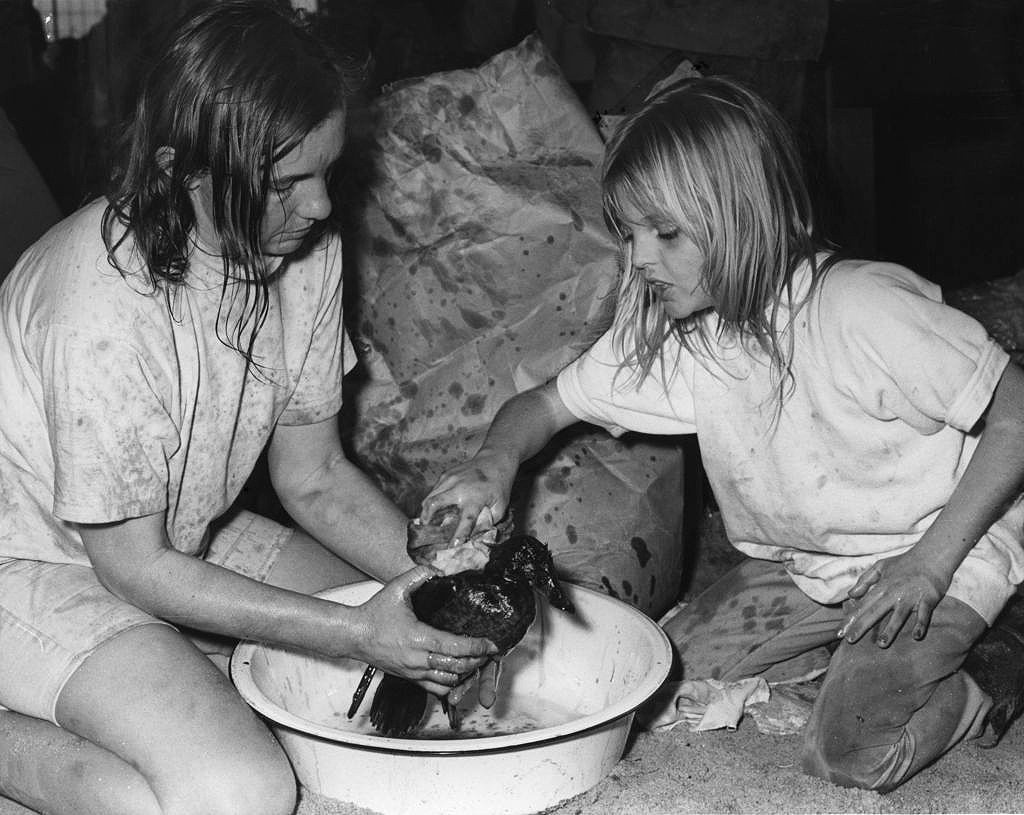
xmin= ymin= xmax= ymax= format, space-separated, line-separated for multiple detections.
xmin=411 ymin=574 xmax=463 ymax=623
xmin=418 ymin=580 xmax=536 ymax=654
xmin=369 ymin=673 xmax=430 ymax=737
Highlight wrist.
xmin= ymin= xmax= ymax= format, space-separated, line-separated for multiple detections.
xmin=474 ymin=445 xmax=519 ymax=482
xmin=308 ymin=596 xmax=365 ymax=660
xmin=913 ymin=530 xmax=976 ymax=576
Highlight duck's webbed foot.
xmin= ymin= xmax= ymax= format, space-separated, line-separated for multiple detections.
xmin=440 ymin=660 xmax=502 ymax=732
xmin=441 ymin=697 xmax=463 ymax=731
xmin=477 ymin=659 xmax=501 ymax=709
xmin=447 ymin=660 xmax=502 ymax=710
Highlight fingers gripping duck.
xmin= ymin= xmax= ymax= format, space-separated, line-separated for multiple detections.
xmin=348 ymin=507 xmax=575 ymax=736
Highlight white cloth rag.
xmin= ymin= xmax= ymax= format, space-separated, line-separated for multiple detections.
xmin=639 ymin=677 xmax=771 ymax=733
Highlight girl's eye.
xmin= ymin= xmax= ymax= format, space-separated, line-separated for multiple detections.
xmin=657 ymin=229 xmax=679 ymax=241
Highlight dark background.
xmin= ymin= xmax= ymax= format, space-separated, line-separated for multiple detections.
xmin=3 ymin=0 xmax=1023 ymax=291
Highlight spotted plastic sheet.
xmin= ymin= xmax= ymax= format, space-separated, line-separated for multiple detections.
xmin=342 ymin=35 xmax=685 ymax=617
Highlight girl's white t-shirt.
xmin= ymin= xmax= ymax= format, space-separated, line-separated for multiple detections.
xmin=558 ymin=258 xmax=1024 ymax=623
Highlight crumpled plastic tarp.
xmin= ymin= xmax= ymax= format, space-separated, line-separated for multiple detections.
xmin=340 ymin=35 xmax=686 ymax=617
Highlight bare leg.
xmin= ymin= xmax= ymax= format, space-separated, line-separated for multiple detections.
xmin=0 ymin=624 xmax=296 ymax=815
xmin=0 ymin=709 xmax=157 ymax=815
xmin=265 ymin=527 xmax=370 ymax=594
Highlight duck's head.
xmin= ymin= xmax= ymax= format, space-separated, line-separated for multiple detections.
xmin=489 ymin=535 xmax=575 ymax=613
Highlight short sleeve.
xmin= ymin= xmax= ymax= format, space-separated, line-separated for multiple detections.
xmin=277 ymin=237 xmax=357 ymax=426
xmin=37 ymin=325 xmax=179 ymax=523
xmin=557 ymin=328 xmax=698 ymax=436
xmin=820 ymin=263 xmax=1008 ymax=433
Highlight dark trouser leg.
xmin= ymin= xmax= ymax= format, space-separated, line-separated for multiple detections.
xmin=663 ymin=558 xmax=841 ymax=682
xmin=801 ymin=595 xmax=990 ymax=793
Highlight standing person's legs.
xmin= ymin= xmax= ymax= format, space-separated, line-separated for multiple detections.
xmin=801 ymin=595 xmax=990 ymax=792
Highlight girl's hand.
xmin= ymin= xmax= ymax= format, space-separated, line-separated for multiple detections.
xmin=838 ymin=551 xmax=953 ymax=648
xmin=348 ymin=567 xmax=497 ymax=696
xmin=419 ymin=450 xmax=517 ymax=544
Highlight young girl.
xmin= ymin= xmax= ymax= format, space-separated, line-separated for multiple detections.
xmin=420 ymin=76 xmax=1024 ymax=792
xmin=0 ymin=3 xmax=492 ymax=813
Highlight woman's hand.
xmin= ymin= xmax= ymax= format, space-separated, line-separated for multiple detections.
xmin=347 ymin=567 xmax=497 ymax=696
xmin=838 ymin=550 xmax=954 ymax=647
xmin=419 ymin=449 xmax=518 ymax=545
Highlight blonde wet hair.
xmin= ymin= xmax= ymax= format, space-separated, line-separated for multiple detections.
xmin=601 ymin=75 xmax=838 ymax=406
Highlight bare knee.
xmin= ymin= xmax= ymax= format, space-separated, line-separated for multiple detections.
xmin=54 ymin=624 xmax=297 ymax=815
xmin=0 ymin=709 xmax=295 ymax=815
xmin=159 ymin=743 xmax=296 ymax=815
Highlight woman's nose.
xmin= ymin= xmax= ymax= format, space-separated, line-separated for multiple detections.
xmin=298 ymin=181 xmax=333 ymax=221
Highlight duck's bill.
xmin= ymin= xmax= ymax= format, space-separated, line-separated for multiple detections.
xmin=541 ymin=577 xmax=575 ymax=614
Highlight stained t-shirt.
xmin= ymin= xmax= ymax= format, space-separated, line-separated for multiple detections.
xmin=557 ymin=258 xmax=1024 ymax=623
xmin=0 ymin=198 xmax=356 ymax=564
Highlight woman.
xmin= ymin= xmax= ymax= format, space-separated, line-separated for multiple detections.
xmin=0 ymin=3 xmax=492 ymax=813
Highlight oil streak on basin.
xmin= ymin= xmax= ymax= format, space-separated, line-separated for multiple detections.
xmin=231 ymin=581 xmax=672 ymax=815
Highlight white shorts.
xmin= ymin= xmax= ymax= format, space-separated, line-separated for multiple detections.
xmin=0 ymin=510 xmax=291 ymax=723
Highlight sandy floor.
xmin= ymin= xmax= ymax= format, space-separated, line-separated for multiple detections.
xmin=296 ymin=720 xmax=1024 ymax=814
xmin=1 ymin=712 xmax=1018 ymax=815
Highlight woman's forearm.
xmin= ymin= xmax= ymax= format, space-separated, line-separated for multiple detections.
xmin=81 ymin=515 xmax=364 ymax=658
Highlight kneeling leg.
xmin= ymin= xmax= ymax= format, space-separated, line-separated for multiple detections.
xmin=2 ymin=624 xmax=297 ymax=815
xmin=802 ymin=596 xmax=989 ymax=792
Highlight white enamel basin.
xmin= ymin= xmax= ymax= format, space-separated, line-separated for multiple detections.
xmin=231 ymin=581 xmax=671 ymax=815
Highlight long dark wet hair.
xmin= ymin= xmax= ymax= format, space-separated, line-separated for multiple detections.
xmin=102 ymin=0 xmax=363 ymax=370
xmin=601 ymin=76 xmax=840 ymax=410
